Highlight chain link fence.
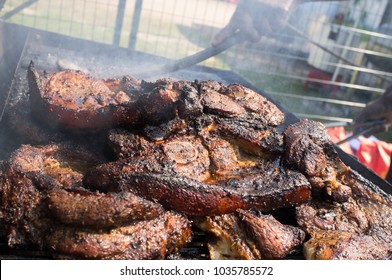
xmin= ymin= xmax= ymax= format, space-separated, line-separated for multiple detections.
xmin=1 ymin=0 xmax=392 ymax=139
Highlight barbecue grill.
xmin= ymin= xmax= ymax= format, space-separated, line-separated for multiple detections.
xmin=0 ymin=21 xmax=302 ymax=260
xmin=0 ymin=20 xmax=391 ymax=260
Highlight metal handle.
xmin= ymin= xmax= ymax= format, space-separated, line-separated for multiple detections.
xmin=137 ymin=32 xmax=246 ymax=79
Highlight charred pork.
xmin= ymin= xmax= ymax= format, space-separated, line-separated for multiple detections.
xmin=27 ymin=62 xmax=142 ymax=130
xmin=296 ymin=169 xmax=392 ymax=260
xmin=0 ymin=143 xmax=185 ymax=260
xmin=2 ymin=66 xmax=389 ymax=261
xmin=45 ymin=211 xmax=192 ymax=260
xmin=195 ymin=209 xmax=305 ymax=259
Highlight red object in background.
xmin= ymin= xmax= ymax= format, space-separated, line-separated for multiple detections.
xmin=326 ymin=126 xmax=353 ymax=155
xmin=304 ymin=67 xmax=342 ymax=95
xmin=356 ymin=138 xmax=392 ymax=179
xmin=327 ymin=126 xmax=392 ymax=179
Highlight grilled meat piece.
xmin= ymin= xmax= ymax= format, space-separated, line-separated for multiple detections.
xmin=284 ymin=119 xmax=392 ymax=259
xmin=28 ymin=62 xmax=142 ymax=130
xmin=284 ymin=119 xmax=350 ymax=200
xmin=46 ymin=188 xmax=164 ymax=228
xmin=195 ymin=209 xmax=305 ymax=259
xmin=8 ymin=143 xmax=104 ymax=188
xmin=197 ymin=81 xmax=285 ymax=126
xmin=296 ymin=169 xmax=392 ymax=260
xmin=121 ymin=170 xmax=310 ymax=216
xmin=85 ymin=157 xmax=246 ymax=216
xmin=222 ymin=84 xmax=285 ymax=126
xmin=237 ymin=209 xmax=305 ymax=259
xmin=200 ymin=83 xmax=247 ymax=118
xmin=0 ymin=143 xmax=187 ymax=260
xmin=85 ymin=132 xmax=311 ymax=216
xmin=0 ymin=159 xmax=46 ymax=247
xmin=138 ymin=78 xmax=183 ymax=125
xmin=45 ymin=211 xmax=192 ymax=260
xmin=195 ymin=212 xmax=260 ymax=259
xmin=0 ymin=143 xmax=104 ymax=246
xmin=108 ymin=129 xmax=156 ymax=159
xmin=28 ymin=63 xmax=285 ymax=133
xmin=108 ymin=131 xmax=211 ymax=180
xmin=216 ymin=117 xmax=284 ymax=155
xmin=86 ymin=96 xmax=308 ymax=217
xmin=302 ymin=230 xmax=390 ymax=260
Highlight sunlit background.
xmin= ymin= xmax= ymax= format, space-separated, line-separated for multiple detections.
xmin=1 ymin=0 xmax=392 ymax=142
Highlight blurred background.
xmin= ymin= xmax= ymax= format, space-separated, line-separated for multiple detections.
xmin=1 ymin=0 xmax=392 ymax=175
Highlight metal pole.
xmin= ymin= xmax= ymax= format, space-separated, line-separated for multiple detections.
xmin=128 ymin=0 xmax=143 ymax=50
xmin=0 ymin=0 xmax=38 ymax=20
xmin=287 ymin=23 xmax=392 ymax=84
xmin=331 ymin=16 xmax=360 ymax=83
xmin=113 ymin=0 xmax=127 ymax=46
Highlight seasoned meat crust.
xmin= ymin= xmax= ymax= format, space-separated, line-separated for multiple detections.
xmin=1 ymin=65 xmax=390 ymax=261
xmin=284 ymin=119 xmax=351 ymax=200
xmin=28 ymin=62 xmax=142 ymax=130
xmin=45 ymin=211 xmax=192 ymax=260
xmin=0 ymin=143 xmax=104 ymax=246
xmin=80 ymin=78 xmax=310 ymax=216
xmin=46 ymin=188 xmax=164 ymax=228
xmin=0 ymin=143 xmax=189 ymax=260
xmin=194 ymin=209 xmax=305 ymax=260
xmin=27 ymin=63 xmax=285 ymax=132
xmin=237 ymin=209 xmax=305 ymax=259
xmin=85 ymin=132 xmax=311 ymax=216
xmin=296 ymin=170 xmax=392 ymax=260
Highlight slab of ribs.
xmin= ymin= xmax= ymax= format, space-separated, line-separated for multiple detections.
xmin=0 ymin=62 xmax=391 ymax=259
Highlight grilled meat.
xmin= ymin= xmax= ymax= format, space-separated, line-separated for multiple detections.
xmin=0 ymin=158 xmax=46 ymax=247
xmin=237 ymin=209 xmax=305 ymax=259
xmin=221 ymin=84 xmax=285 ymax=126
xmin=0 ymin=143 xmax=104 ymax=246
xmin=285 ymin=119 xmax=392 ymax=259
xmin=46 ymin=187 xmax=164 ymax=228
xmin=196 ymin=213 xmax=260 ymax=260
xmin=137 ymin=78 xmax=184 ymax=125
xmin=83 ymin=81 xmax=309 ymax=216
xmin=45 ymin=211 xmax=192 ymax=260
xmin=284 ymin=119 xmax=351 ymax=200
xmin=302 ymin=230 xmax=390 ymax=260
xmin=27 ymin=64 xmax=285 ymax=132
xmin=0 ymin=143 xmax=181 ymax=259
xmin=296 ymin=170 xmax=392 ymax=260
xmin=195 ymin=209 xmax=305 ymax=259
xmin=216 ymin=117 xmax=284 ymax=155
xmin=28 ymin=62 xmax=142 ymax=130
xmin=84 ymin=121 xmax=311 ymax=216
xmin=7 ymin=143 xmax=104 ymax=188
xmin=2 ymin=65 xmax=390 ymax=260
xmin=200 ymin=82 xmax=247 ymax=117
